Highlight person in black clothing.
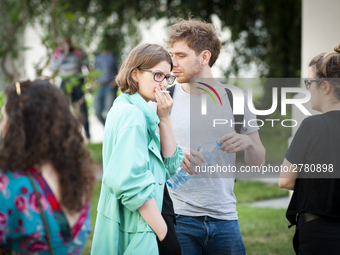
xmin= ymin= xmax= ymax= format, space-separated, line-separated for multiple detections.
xmin=279 ymin=44 xmax=340 ymax=255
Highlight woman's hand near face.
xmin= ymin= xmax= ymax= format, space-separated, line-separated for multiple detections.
xmin=155 ymin=87 xmax=173 ymax=121
xmin=155 ymin=87 xmax=177 ymax=157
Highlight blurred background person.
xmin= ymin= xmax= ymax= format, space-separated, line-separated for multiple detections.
xmin=51 ymin=36 xmax=91 ymax=139
xmin=93 ymin=36 xmax=119 ymax=125
xmin=279 ymin=44 xmax=340 ymax=254
xmin=0 ymin=79 xmax=96 ymax=254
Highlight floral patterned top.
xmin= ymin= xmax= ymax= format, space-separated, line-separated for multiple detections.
xmin=0 ymin=169 xmax=91 ymax=254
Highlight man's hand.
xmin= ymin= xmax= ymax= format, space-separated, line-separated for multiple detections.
xmin=219 ymin=131 xmax=265 ymax=167
xmin=218 ymin=132 xmax=253 ymax=154
xmin=180 ymin=146 xmax=205 ymax=175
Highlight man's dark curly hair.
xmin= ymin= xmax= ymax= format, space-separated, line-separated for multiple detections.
xmin=0 ymin=79 xmax=96 ymax=213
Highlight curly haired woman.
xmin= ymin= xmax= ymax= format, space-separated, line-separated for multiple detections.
xmin=0 ymin=79 xmax=96 ymax=254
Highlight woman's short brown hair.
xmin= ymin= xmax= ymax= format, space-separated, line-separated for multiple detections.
xmin=165 ymin=19 xmax=221 ymax=67
xmin=116 ymin=43 xmax=173 ymax=95
xmin=309 ymin=44 xmax=340 ymax=99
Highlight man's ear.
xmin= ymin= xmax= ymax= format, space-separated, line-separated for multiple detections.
xmin=131 ymin=68 xmax=138 ymax=82
xmin=201 ymin=50 xmax=211 ymax=66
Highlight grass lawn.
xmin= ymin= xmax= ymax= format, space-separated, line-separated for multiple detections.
xmin=234 ymin=180 xmax=289 ymax=203
xmin=238 ymin=205 xmax=295 ymax=255
xmin=81 ymin=179 xmax=294 ymax=255
xmin=234 ymin=181 xmax=294 ymax=254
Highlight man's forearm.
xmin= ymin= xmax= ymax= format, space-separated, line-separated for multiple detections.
xmin=244 ymin=142 xmax=265 ymax=166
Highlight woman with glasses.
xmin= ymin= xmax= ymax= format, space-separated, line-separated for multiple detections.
xmin=91 ymin=43 xmax=183 ymax=255
xmin=279 ymin=44 xmax=340 ymax=254
xmin=0 ymin=80 xmax=96 ymax=254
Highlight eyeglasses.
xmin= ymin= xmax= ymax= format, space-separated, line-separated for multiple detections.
xmin=139 ymin=68 xmax=176 ymax=85
xmin=304 ymin=79 xmax=319 ymax=90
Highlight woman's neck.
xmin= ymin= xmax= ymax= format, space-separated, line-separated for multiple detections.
xmin=322 ymin=101 xmax=340 ymax=113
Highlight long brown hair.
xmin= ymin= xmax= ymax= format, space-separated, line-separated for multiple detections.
xmin=0 ymin=79 xmax=96 ymax=213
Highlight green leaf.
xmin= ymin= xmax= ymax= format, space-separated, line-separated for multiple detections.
xmin=10 ymin=6 xmax=21 ymax=24
xmin=65 ymin=12 xmax=76 ymax=22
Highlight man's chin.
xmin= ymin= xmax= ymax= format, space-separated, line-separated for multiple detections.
xmin=176 ymin=77 xmax=190 ymax=84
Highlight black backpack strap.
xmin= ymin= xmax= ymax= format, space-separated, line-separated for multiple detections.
xmin=167 ymin=85 xmax=175 ymax=98
xmin=225 ymin=88 xmax=244 ymax=134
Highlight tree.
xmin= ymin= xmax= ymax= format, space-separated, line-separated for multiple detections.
xmin=0 ymin=0 xmax=301 ymax=89
xmin=163 ymin=0 xmax=302 ymax=111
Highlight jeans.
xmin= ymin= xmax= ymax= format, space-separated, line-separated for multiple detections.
xmin=94 ymin=85 xmax=117 ymax=125
xmin=174 ymin=215 xmax=246 ymax=255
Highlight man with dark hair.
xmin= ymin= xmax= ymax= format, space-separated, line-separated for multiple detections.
xmin=157 ymin=19 xmax=265 ymax=255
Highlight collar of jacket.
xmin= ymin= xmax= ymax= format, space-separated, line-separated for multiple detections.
xmin=124 ymin=92 xmax=160 ymax=146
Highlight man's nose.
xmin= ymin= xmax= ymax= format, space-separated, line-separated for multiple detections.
xmin=172 ymin=57 xmax=178 ymax=67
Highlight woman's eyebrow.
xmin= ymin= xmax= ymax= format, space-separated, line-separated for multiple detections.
xmin=154 ymin=70 xmax=171 ymax=75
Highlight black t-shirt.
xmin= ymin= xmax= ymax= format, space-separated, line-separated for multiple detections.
xmin=285 ymin=111 xmax=340 ymax=225
xmin=162 ymin=185 xmax=175 ymax=215
xmin=285 ymin=111 xmax=340 ymax=178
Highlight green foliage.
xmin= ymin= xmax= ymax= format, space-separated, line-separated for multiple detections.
xmin=0 ymin=92 xmax=6 ymax=122
xmin=60 ymin=69 xmax=103 ymax=98
xmin=162 ymin=0 xmax=302 ymax=77
xmin=1 ymin=0 xmax=301 ymax=81
xmin=86 ymin=143 xmax=103 ymax=164
xmin=0 ymin=92 xmax=6 ymax=107
xmin=0 ymin=0 xmax=301 ymax=154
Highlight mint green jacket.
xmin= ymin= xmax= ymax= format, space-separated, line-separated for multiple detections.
xmin=91 ymin=93 xmax=183 ymax=255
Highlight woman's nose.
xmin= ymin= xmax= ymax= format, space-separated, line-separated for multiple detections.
xmin=160 ymin=79 xmax=168 ymax=90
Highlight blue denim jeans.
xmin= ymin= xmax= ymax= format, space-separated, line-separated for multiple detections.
xmin=174 ymin=215 xmax=246 ymax=255
xmin=94 ymin=85 xmax=117 ymax=125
